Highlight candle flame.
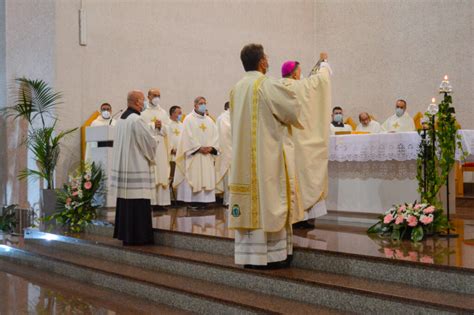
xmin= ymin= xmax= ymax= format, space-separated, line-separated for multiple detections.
xmin=444 ymin=75 xmax=448 ymax=80
xmin=431 ymin=97 xmax=436 ymax=103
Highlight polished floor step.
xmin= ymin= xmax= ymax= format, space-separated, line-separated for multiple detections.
xmin=21 ymin=231 xmax=474 ymax=313
xmin=10 ymin=242 xmax=340 ymax=315
xmin=0 ymin=260 xmax=189 ymax=315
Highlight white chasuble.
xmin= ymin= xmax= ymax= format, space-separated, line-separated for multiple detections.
xmin=280 ymin=66 xmax=331 ymax=221
xmin=168 ymin=120 xmax=183 ymax=162
xmin=141 ymin=106 xmax=172 ymax=205
xmin=382 ymin=112 xmax=416 ymax=133
xmin=173 ymin=110 xmax=219 ymax=202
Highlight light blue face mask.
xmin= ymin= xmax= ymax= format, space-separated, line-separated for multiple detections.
xmin=177 ymin=114 xmax=183 ymax=121
xmin=198 ymin=104 xmax=207 ymax=113
xmin=395 ymin=108 xmax=405 ymax=117
xmin=334 ymin=113 xmax=343 ymax=123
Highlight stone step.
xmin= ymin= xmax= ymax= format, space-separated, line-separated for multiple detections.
xmin=0 ymin=259 xmax=190 ymax=314
xmin=19 ymin=230 xmax=474 ymax=313
xmin=1 ymin=241 xmax=338 ymax=315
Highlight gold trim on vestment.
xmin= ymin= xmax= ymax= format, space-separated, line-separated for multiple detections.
xmin=250 ymin=76 xmax=266 ymax=228
xmin=229 ymin=184 xmax=250 ymax=194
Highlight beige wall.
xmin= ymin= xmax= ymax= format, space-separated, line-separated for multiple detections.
xmin=1 ymin=0 xmax=55 ymax=206
xmin=2 ymin=0 xmax=473 ymax=204
xmin=314 ymin=0 xmax=473 ymax=126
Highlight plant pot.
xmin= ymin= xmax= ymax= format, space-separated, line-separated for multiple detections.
xmin=40 ymin=189 xmax=58 ymax=218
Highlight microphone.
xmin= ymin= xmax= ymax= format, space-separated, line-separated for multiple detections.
xmin=110 ymin=109 xmax=123 ymax=125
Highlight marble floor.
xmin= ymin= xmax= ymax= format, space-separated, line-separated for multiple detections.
xmin=140 ymin=205 xmax=474 ymax=270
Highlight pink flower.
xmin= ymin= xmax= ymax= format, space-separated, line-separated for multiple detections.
xmin=414 ymin=204 xmax=422 ymax=210
xmin=84 ymin=181 xmax=92 ymax=190
xmin=72 ymin=191 xmax=79 ymax=196
xmin=383 ymin=248 xmax=394 ymax=257
xmin=383 ymin=213 xmax=394 ymax=224
xmin=420 ymin=256 xmax=434 ymax=264
xmin=408 ymin=251 xmax=418 ymax=261
xmin=398 ymin=205 xmax=406 ymax=213
xmin=420 ymin=215 xmax=433 ymax=225
xmin=395 ymin=215 xmax=404 ymax=225
xmin=423 ymin=206 xmax=435 ymax=214
xmin=395 ymin=249 xmax=404 ymax=259
xmin=407 ymin=215 xmax=418 ymax=227
xmin=66 ymin=198 xmax=72 ymax=205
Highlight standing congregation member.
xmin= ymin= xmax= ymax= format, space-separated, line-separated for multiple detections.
xmin=111 ymin=90 xmax=156 ymax=245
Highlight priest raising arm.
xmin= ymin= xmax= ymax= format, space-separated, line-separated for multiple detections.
xmin=279 ymin=54 xmax=332 ymax=230
xmin=111 ymin=90 xmax=157 ymax=246
xmin=229 ymin=43 xmax=303 ymax=269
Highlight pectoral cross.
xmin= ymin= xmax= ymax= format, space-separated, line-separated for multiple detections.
xmin=393 ymin=122 xmax=400 ymax=129
xmin=199 ymin=123 xmax=207 ymax=132
xmin=173 ymin=128 xmax=180 ymax=136
xmin=151 ymin=117 xmax=157 ymax=123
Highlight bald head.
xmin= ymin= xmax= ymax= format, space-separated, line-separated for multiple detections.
xmin=359 ymin=112 xmax=371 ymax=127
xmin=127 ymin=90 xmax=145 ymax=112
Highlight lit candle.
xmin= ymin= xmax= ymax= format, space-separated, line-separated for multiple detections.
xmin=431 ymin=97 xmax=436 ymax=104
xmin=444 ymin=75 xmax=448 ymax=81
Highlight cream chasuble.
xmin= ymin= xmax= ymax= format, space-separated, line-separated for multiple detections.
xmin=168 ymin=120 xmax=183 ymax=162
xmin=382 ymin=112 xmax=416 ymax=132
xmin=215 ymin=110 xmax=232 ymax=205
xmin=141 ymin=106 xmax=172 ymax=206
xmin=280 ymin=66 xmax=331 ymax=221
xmin=173 ymin=110 xmax=219 ymax=202
xmin=356 ymin=120 xmax=382 ymax=133
xmin=229 ymin=71 xmax=302 ymax=266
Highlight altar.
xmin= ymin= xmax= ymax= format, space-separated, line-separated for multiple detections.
xmin=326 ymin=131 xmax=473 ymax=214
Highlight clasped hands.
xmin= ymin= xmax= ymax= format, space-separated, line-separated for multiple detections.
xmin=154 ymin=119 xmax=162 ymax=129
xmin=199 ymin=146 xmax=213 ymax=155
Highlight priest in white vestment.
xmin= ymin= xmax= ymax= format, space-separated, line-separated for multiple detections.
xmin=111 ymin=91 xmax=156 ymax=245
xmin=356 ymin=112 xmax=382 ymax=133
xmin=168 ymin=105 xmax=183 ymax=190
xmin=173 ymin=96 xmax=219 ymax=205
xmin=330 ymin=106 xmax=352 ymax=135
xmin=382 ymin=99 xmax=416 ymax=132
xmin=279 ymin=57 xmax=332 ymax=229
xmin=85 ymin=103 xmax=116 ymax=161
xmin=141 ymin=88 xmax=171 ymax=207
xmin=229 ymin=43 xmax=303 ymax=269
xmin=215 ymin=102 xmax=232 ymax=206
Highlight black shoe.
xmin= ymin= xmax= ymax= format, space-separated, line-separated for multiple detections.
xmin=292 ymin=220 xmax=315 ymax=229
xmin=244 ymin=256 xmax=293 ymax=270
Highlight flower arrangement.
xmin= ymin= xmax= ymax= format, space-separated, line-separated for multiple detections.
xmin=47 ymin=162 xmax=105 ymax=233
xmin=367 ymin=202 xmax=449 ymax=242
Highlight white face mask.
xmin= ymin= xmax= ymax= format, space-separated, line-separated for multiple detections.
xmin=151 ymin=97 xmax=160 ymax=107
xmin=101 ymin=110 xmax=111 ymax=119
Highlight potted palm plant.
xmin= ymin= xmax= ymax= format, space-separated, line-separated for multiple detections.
xmin=1 ymin=78 xmax=77 ymax=217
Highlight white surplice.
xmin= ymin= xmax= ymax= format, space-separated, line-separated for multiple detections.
xmin=215 ymin=110 xmax=232 ymax=206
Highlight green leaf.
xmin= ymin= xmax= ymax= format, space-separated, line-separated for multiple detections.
xmin=391 ymin=229 xmax=401 ymax=240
